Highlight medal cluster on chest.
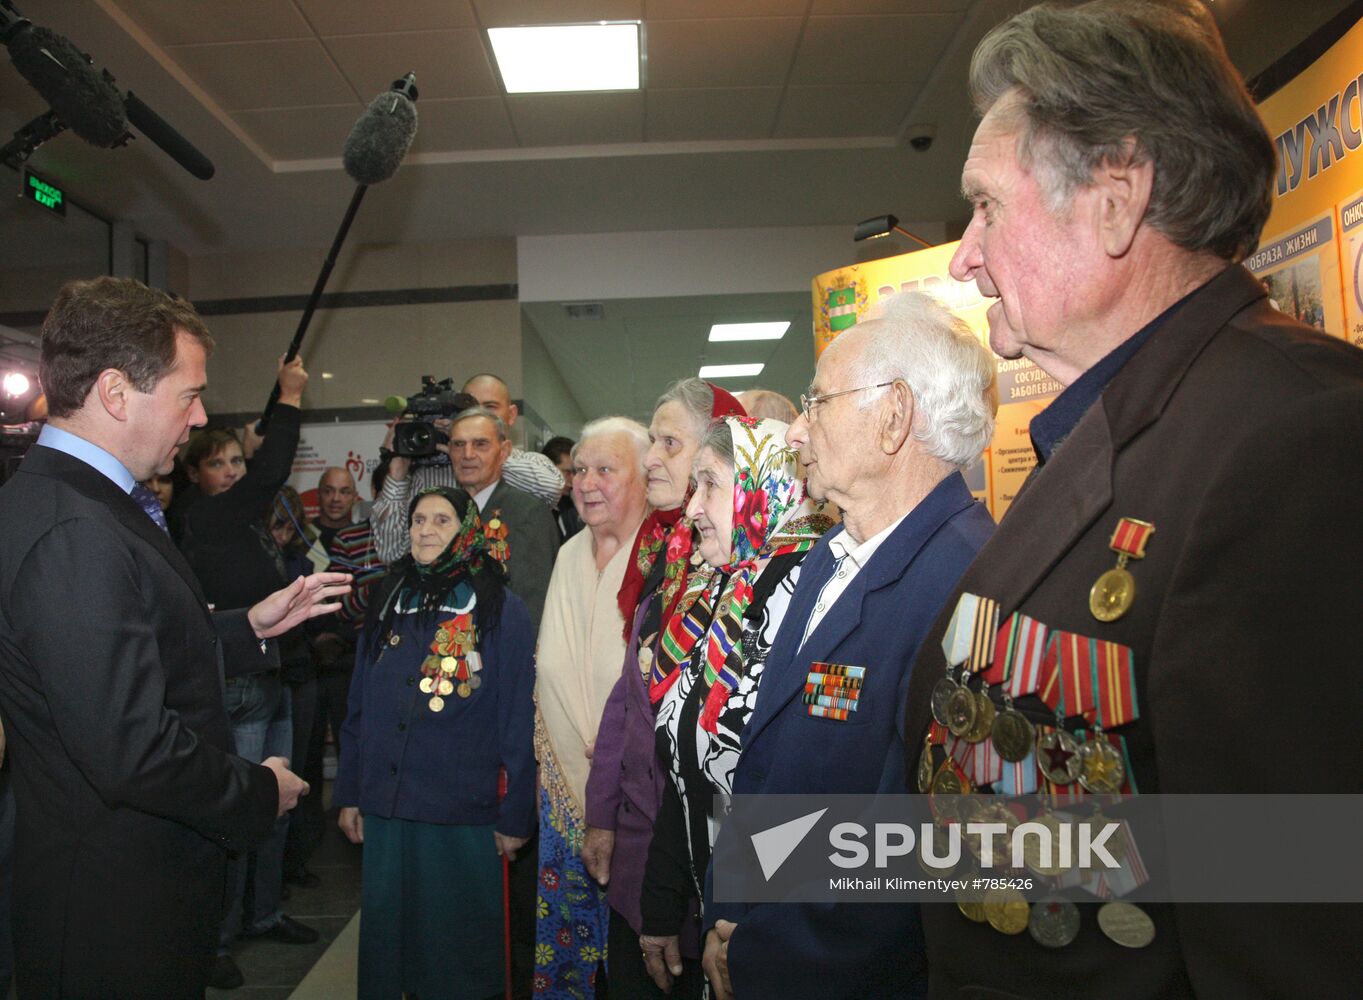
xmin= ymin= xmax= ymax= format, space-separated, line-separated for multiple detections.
xmin=917 ymin=553 xmax=1153 ymax=950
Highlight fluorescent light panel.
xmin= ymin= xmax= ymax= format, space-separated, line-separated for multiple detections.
xmin=489 ymin=23 xmax=640 ymax=94
xmin=708 ymin=321 xmax=790 ymax=342
xmin=699 ymin=363 xmax=764 ymax=379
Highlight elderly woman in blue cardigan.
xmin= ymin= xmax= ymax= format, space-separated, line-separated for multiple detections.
xmin=336 ymin=486 xmax=536 ymax=1000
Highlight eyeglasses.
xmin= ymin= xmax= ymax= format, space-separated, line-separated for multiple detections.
xmin=799 ymin=381 xmax=896 ymax=420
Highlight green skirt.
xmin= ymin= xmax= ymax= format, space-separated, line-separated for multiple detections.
xmin=359 ymin=814 xmax=503 ymax=1000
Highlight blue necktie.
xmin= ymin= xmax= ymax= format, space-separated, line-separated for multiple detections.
xmin=131 ymin=483 xmax=170 ymax=534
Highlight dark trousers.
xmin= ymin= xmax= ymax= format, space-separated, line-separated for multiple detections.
xmin=0 ymin=772 xmax=14 ymax=996
xmin=283 ymin=674 xmax=324 ymax=878
xmin=508 ymin=833 xmax=538 ymax=999
xmin=603 ymin=906 xmax=704 ymax=1000
xmin=316 ymin=665 xmax=354 ymax=765
xmin=220 ymin=674 xmax=291 ymax=948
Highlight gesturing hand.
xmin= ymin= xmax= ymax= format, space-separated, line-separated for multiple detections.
xmin=248 ymin=572 xmax=352 ymax=640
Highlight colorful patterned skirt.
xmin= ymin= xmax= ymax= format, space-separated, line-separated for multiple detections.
xmin=533 ymin=788 xmax=610 ymax=998
xmin=359 ymin=814 xmax=503 ymax=1000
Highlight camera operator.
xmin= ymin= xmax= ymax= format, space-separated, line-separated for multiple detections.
xmin=372 ymin=373 xmax=564 ymax=566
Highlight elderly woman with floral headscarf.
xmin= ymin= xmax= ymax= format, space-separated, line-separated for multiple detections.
xmin=637 ymin=416 xmax=831 ymax=992
xmin=334 ymin=486 xmax=536 ymax=1000
xmin=580 ymin=379 xmax=744 ymax=1000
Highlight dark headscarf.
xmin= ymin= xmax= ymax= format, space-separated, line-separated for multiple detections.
xmin=366 ymin=487 xmax=508 ymax=656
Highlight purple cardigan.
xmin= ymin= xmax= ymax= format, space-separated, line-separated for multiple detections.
xmin=583 ymin=593 xmax=667 ymax=934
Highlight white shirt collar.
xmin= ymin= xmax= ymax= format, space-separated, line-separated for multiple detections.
xmin=827 ymin=509 xmax=909 ymax=570
xmin=472 ymin=479 xmax=499 ymax=512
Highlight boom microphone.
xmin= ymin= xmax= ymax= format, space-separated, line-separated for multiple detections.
xmin=5 ymin=24 xmax=127 ymax=147
xmin=255 ymin=72 xmax=420 ymax=435
xmin=342 ymin=73 xmax=419 ymax=185
xmin=124 ymin=91 xmax=214 ymax=180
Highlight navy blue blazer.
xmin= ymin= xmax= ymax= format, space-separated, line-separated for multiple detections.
xmin=333 ymin=587 xmax=537 ymax=839
xmin=705 ymin=472 xmax=994 ymax=1000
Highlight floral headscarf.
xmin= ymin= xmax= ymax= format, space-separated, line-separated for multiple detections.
xmin=651 ymin=416 xmax=832 ymax=730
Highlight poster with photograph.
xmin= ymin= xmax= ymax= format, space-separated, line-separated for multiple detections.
xmin=1338 ymin=188 xmax=1363 ymax=349
xmin=1244 ymin=213 xmax=1342 ymax=335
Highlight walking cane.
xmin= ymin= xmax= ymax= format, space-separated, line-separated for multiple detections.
xmin=499 ymin=767 xmax=513 ymax=1000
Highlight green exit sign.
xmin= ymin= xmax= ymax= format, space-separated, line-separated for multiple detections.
xmin=23 ymin=169 xmax=65 ymax=217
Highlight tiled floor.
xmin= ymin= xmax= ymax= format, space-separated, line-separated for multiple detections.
xmin=208 ymin=801 xmax=364 ymax=1000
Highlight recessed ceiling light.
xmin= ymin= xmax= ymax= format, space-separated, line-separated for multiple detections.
xmin=708 ymin=322 xmax=790 ymax=342
xmin=488 ymin=23 xmax=641 ymax=94
xmin=361 ymin=398 xmax=381 ymax=405
xmin=321 ymin=372 xmax=334 ymax=380
xmin=699 ymin=363 xmax=764 ymax=379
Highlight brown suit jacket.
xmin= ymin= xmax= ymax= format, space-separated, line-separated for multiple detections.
xmin=902 ymin=265 xmax=1363 ymax=999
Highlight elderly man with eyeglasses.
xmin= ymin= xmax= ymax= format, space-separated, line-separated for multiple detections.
xmin=699 ymin=291 xmax=997 ymax=1000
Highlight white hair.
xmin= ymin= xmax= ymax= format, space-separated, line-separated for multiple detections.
xmin=838 ymin=291 xmax=997 ymax=468
xmin=573 ymin=416 xmax=650 ymax=469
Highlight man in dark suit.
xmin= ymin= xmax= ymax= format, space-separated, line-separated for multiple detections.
xmin=901 ymin=2 xmax=1363 ymax=997
xmin=702 ymin=293 xmax=998 ymax=999
xmin=444 ymin=407 xmax=561 ymax=629
xmin=0 ymin=277 xmax=349 ymax=999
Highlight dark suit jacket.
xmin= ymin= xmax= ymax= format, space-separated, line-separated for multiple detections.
xmin=706 ymin=472 xmax=994 ymax=1000
xmin=902 ymin=265 xmax=1363 ymax=999
xmin=485 ymin=478 xmax=560 ymax=631
xmin=0 ymin=445 xmax=280 ymax=999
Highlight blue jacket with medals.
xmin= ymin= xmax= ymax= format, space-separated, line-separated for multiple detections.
xmin=704 ymin=471 xmax=993 ymax=999
xmin=334 ymin=580 xmax=537 ymax=839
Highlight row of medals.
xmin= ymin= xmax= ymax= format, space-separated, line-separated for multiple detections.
xmin=419 ymin=654 xmax=478 ymax=712
xmin=915 ymin=673 xmax=1151 ymax=950
xmin=925 ymin=669 xmax=1127 ymax=794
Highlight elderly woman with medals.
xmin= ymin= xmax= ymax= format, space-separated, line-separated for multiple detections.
xmin=334 ymin=486 xmax=536 ymax=1000
xmin=580 ymin=379 xmax=745 ymax=1000
xmin=639 ymin=416 xmax=831 ymax=992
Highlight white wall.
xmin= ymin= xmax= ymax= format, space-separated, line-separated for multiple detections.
xmin=516 ymin=222 xmax=950 ymax=302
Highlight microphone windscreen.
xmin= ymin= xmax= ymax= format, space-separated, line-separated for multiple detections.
xmin=7 ymin=26 xmax=127 ymax=147
xmin=124 ymin=91 xmax=215 ymax=180
xmin=384 ymin=395 xmax=408 ymax=413
xmin=342 ymin=89 xmax=417 ymax=186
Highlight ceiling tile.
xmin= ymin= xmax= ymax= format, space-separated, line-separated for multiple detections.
xmin=472 ymin=0 xmax=643 ymax=28
xmin=295 ymin=0 xmax=477 ymax=35
xmin=646 ymin=0 xmax=809 ymax=17
xmin=645 ymin=18 xmax=802 ymax=88
xmin=791 ymin=13 xmax=963 ymax=84
xmin=811 ymin=0 xmax=971 ymax=13
xmin=775 ymin=84 xmax=917 ymax=137
xmin=323 ymin=30 xmax=500 ymax=101
xmin=410 ymin=98 xmax=518 ymax=151
xmin=645 ymin=88 xmax=781 ymax=141
xmin=232 ymin=104 xmax=363 ymax=160
xmin=113 ymin=0 xmax=313 ymax=45
xmin=165 ymin=39 xmax=358 ymax=110
xmin=508 ymin=92 xmax=644 ymax=145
